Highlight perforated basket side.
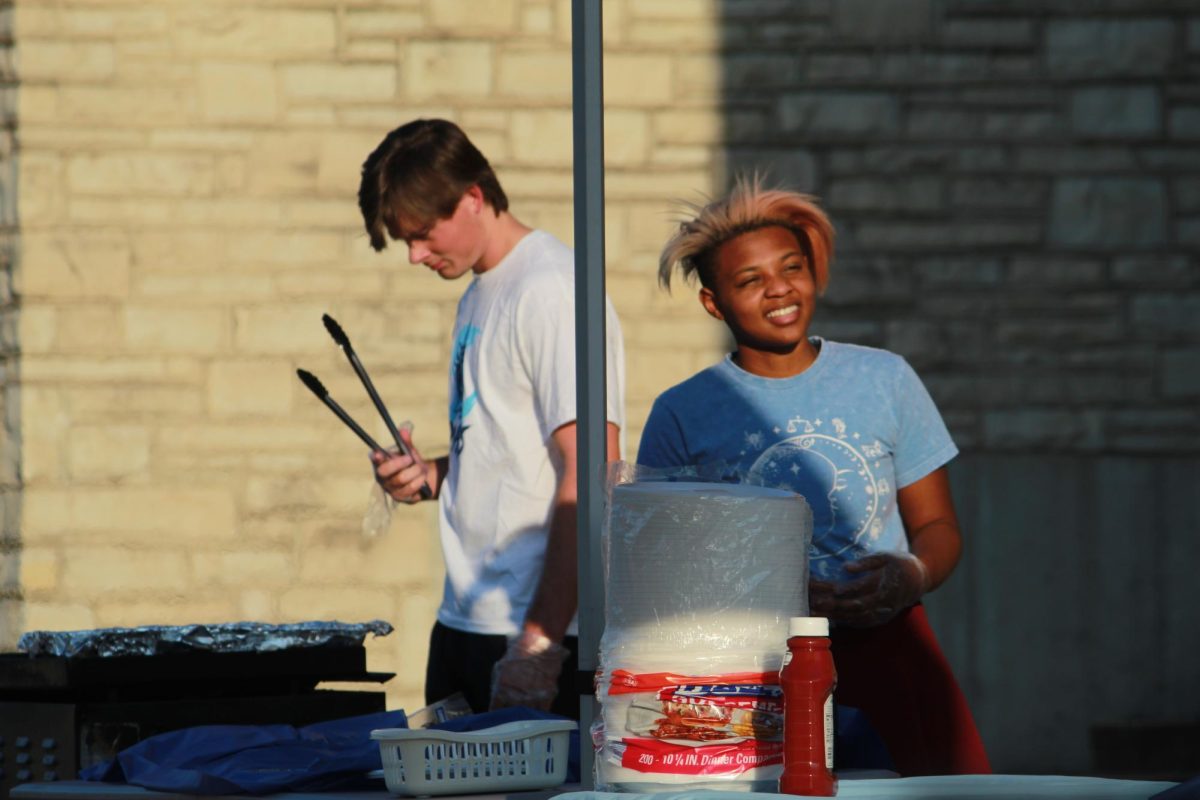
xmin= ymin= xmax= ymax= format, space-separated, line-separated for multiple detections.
xmin=379 ymin=741 xmax=407 ymax=794
xmin=378 ymin=728 xmax=570 ymax=797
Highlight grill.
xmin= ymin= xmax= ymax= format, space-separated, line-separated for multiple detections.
xmin=0 ymin=645 xmax=393 ymax=799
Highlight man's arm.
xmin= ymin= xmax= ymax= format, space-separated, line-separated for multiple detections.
xmin=522 ymin=420 xmax=620 ymax=641
xmin=488 ymin=420 xmax=620 ymax=710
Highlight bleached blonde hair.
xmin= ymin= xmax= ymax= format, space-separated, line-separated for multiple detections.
xmin=658 ymin=175 xmax=835 ymax=293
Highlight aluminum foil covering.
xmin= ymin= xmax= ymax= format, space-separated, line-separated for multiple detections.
xmin=17 ymin=620 xmax=394 ymax=658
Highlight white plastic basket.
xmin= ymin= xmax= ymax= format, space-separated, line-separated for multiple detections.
xmin=370 ymin=720 xmax=576 ymax=797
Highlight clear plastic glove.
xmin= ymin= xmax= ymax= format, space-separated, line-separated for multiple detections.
xmin=809 ymin=551 xmax=929 ymax=629
xmin=362 ymin=480 xmax=397 ymax=539
xmin=488 ymin=632 xmax=569 ymax=712
xmin=363 ymin=444 xmax=401 ymax=539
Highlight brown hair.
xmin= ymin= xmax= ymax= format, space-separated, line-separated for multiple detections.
xmin=658 ymin=175 xmax=835 ymax=292
xmin=358 ymin=118 xmax=508 ymax=252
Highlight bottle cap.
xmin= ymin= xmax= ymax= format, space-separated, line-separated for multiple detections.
xmin=788 ymin=616 xmax=829 ymax=637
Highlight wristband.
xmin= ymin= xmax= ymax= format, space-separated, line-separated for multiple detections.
xmin=910 ymin=552 xmax=930 ymax=594
xmin=513 ymin=630 xmax=557 ymax=656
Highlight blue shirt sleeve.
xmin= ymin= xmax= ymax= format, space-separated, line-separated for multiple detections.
xmin=890 ymin=357 xmax=958 ymax=488
xmin=636 ymin=396 xmax=689 ymax=468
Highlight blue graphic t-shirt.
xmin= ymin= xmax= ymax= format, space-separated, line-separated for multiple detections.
xmin=637 ymin=339 xmax=957 ymax=581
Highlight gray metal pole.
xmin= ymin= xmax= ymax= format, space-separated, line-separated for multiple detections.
xmin=571 ymin=0 xmax=605 ymax=789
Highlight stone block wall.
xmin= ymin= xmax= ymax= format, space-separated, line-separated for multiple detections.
xmin=6 ymin=0 xmax=1199 ymax=774
xmin=7 ymin=0 xmax=727 ymax=708
xmin=714 ymin=1 xmax=1200 ymax=457
xmin=1 ymin=0 xmax=17 ymax=646
xmin=710 ymin=1 xmax=1200 ymax=774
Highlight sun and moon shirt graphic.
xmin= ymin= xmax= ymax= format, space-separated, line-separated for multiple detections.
xmin=449 ymin=325 xmax=481 ymax=455
xmin=737 ymin=415 xmax=891 ymax=581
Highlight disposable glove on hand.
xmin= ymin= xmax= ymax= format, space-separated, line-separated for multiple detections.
xmin=809 ymin=551 xmax=929 ymax=629
xmin=488 ymin=632 xmax=569 ymax=712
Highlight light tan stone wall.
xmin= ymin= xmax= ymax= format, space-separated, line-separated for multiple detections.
xmin=10 ymin=0 xmax=726 ymax=711
xmin=1 ymin=0 xmax=16 ymax=649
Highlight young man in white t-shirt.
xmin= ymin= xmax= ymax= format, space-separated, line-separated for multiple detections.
xmin=358 ymin=118 xmax=625 ymax=718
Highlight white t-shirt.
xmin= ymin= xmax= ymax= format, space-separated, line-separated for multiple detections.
xmin=437 ymin=229 xmax=626 ymax=636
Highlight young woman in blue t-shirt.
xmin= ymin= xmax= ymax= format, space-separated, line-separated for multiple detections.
xmin=638 ymin=177 xmax=991 ymax=776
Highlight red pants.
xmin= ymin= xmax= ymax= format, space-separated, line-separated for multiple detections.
xmin=830 ymin=603 xmax=992 ymax=776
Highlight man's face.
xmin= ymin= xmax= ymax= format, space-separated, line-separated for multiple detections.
xmin=390 ymin=188 xmax=487 ymax=280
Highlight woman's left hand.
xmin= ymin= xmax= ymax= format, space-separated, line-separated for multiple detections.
xmin=809 ymin=552 xmax=929 ymax=628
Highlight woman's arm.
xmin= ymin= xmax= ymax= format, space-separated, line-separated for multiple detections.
xmin=897 ymin=466 xmax=962 ymax=592
xmin=810 ymin=466 xmax=962 ymax=627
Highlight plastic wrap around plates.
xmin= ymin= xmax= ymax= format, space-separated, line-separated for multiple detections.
xmin=596 ymin=479 xmax=812 ymax=792
xmin=601 ymin=481 xmax=810 ymax=672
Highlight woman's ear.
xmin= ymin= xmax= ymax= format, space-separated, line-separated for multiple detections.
xmin=699 ymin=287 xmax=725 ymax=321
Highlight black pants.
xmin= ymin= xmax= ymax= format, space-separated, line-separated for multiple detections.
xmin=424 ymin=621 xmax=581 ymax=720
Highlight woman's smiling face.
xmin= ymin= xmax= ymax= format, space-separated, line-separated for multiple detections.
xmin=699 ymin=225 xmax=818 ymax=375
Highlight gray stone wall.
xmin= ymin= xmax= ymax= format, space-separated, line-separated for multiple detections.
xmin=0 ymin=0 xmax=17 ymax=649
xmin=719 ymin=2 xmax=1199 ymax=456
xmin=938 ymin=453 xmax=1200 ymax=774
xmin=717 ymin=1 xmax=1200 ymax=775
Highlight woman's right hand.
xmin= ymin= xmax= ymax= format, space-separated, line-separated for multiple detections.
xmin=809 ymin=551 xmax=928 ymax=628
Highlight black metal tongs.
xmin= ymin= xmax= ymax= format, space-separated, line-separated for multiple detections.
xmin=297 ymin=314 xmax=433 ymax=500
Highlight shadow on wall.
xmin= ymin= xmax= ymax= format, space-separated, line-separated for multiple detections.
xmin=717 ymin=0 xmax=1200 ymax=778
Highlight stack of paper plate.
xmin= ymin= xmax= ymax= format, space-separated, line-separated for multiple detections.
xmin=601 ymin=481 xmax=810 ymax=671
xmin=596 ymin=480 xmax=812 ymax=791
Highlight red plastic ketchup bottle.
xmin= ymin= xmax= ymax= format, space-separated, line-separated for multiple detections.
xmin=779 ymin=616 xmax=837 ymax=796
